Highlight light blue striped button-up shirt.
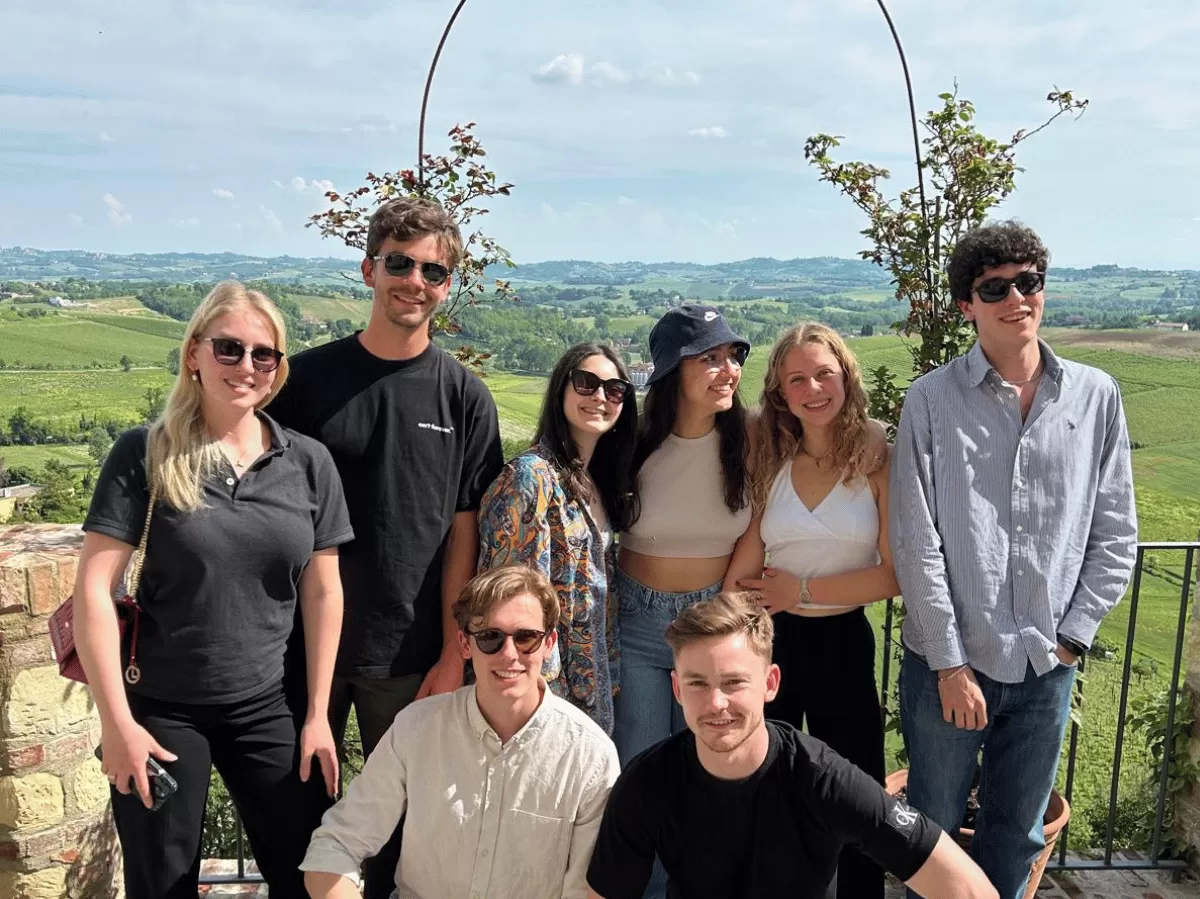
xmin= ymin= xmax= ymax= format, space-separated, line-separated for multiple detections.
xmin=890 ymin=340 xmax=1138 ymax=683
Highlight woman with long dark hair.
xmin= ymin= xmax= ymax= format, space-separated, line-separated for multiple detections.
xmin=613 ymin=304 xmax=753 ymax=769
xmin=728 ymin=322 xmax=897 ymax=899
xmin=72 ymin=282 xmax=352 ymax=899
xmin=477 ymin=342 xmax=638 ymax=734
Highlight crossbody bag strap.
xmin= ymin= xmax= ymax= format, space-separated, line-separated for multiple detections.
xmin=121 ymin=482 xmax=158 ymax=686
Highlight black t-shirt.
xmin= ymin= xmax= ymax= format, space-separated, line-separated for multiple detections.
xmin=82 ymin=415 xmax=354 ymax=705
xmin=268 ymin=336 xmax=503 ymax=678
xmin=587 ymin=721 xmax=941 ymax=899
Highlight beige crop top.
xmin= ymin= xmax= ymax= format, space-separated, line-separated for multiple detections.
xmin=621 ymin=429 xmax=752 ymax=558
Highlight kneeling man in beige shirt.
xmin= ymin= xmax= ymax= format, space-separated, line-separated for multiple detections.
xmin=302 ymin=566 xmax=621 ymax=899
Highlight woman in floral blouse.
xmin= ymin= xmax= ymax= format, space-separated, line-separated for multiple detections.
xmin=477 ymin=343 xmax=638 ymax=733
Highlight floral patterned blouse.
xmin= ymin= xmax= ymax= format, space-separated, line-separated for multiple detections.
xmin=477 ymin=445 xmax=618 ymax=734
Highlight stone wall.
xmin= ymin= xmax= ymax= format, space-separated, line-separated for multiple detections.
xmin=0 ymin=524 xmax=119 ymax=899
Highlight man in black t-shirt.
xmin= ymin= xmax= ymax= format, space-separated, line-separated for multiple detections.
xmin=269 ymin=197 xmax=503 ymax=899
xmin=586 ymin=593 xmax=998 ymax=899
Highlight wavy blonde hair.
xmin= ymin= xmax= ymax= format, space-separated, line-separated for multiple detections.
xmin=147 ymin=281 xmax=289 ymax=511
xmin=749 ymin=323 xmax=871 ymax=512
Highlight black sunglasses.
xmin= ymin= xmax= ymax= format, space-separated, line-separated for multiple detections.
xmin=371 ymin=252 xmax=451 ymax=286
xmin=570 ymin=369 xmax=633 ymax=404
xmin=467 ymin=627 xmax=548 ymax=655
xmin=203 ymin=337 xmax=285 ymax=373
xmin=974 ymin=271 xmax=1045 ymax=303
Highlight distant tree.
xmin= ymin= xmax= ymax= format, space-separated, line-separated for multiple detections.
xmin=8 ymin=407 xmax=51 ymax=445
xmin=14 ymin=460 xmax=88 ymax=523
xmin=120 ymin=354 xmax=133 ymax=372
xmin=307 ymin=122 xmax=516 ymax=368
xmin=87 ymin=428 xmax=113 ymax=468
xmin=141 ymin=387 xmax=166 ymax=425
xmin=859 ymin=323 xmax=875 ymax=337
xmin=166 ymin=347 xmax=181 ymax=375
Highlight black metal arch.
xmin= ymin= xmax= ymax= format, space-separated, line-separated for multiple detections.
xmin=416 ymin=0 xmax=933 ymax=297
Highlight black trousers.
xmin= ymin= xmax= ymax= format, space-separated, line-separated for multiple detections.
xmin=767 ymin=608 xmax=887 ymax=899
xmin=111 ymin=683 xmax=332 ymax=899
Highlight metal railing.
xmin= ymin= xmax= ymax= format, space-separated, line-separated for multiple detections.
xmin=881 ymin=540 xmax=1198 ymax=877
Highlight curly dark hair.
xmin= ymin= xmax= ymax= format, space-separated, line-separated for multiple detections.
xmin=948 ymin=220 xmax=1051 ymax=302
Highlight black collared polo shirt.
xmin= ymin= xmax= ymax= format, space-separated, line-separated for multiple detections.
xmin=83 ymin=413 xmax=354 ymax=705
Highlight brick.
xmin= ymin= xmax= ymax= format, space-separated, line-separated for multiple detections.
xmin=2 ymin=744 xmax=45 ymax=772
xmin=24 ymin=560 xmax=59 ymax=617
xmin=52 ymin=848 xmax=78 ymax=864
xmin=42 ymin=733 xmax=91 ymax=767
xmin=0 ymin=563 xmax=28 ymax=614
xmin=0 ymin=866 xmax=68 ymax=899
xmin=0 ymin=827 xmax=63 ymax=860
xmin=70 ymin=760 xmax=109 ymax=813
xmin=2 ymin=635 xmax=54 ymax=670
xmin=2 ymin=665 xmax=94 ymax=739
xmin=0 ymin=773 xmax=64 ymax=829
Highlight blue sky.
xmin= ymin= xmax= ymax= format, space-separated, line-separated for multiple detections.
xmin=3 ymin=0 xmax=1199 ymax=268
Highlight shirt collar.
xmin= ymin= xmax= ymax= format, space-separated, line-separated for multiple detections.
xmin=965 ymin=338 xmax=1064 ymax=390
xmin=466 ymin=681 xmax=550 ymax=747
xmin=257 ymin=410 xmax=291 ymax=456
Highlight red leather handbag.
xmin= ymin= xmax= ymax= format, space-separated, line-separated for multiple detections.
xmin=49 ymin=487 xmax=157 ymax=687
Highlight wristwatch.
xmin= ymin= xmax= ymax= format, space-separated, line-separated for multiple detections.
xmin=798 ymin=578 xmax=813 ymax=607
xmin=1057 ymin=635 xmax=1087 ymax=658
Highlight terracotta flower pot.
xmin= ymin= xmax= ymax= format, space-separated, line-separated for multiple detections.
xmin=885 ymin=769 xmax=1070 ymax=899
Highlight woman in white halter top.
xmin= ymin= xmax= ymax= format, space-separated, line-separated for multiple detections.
xmin=724 ymin=322 xmax=900 ymax=899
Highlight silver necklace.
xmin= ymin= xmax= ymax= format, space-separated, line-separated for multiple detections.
xmin=1002 ymin=363 xmax=1044 ymax=387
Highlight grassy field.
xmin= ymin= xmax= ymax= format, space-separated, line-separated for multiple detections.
xmin=289 ymin=294 xmax=372 ymax=322
xmin=0 ymin=369 xmax=173 ymax=429
xmin=0 ymin=315 xmax=179 ymax=367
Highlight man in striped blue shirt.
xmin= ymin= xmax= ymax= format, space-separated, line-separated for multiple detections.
xmin=889 ymin=220 xmax=1137 ymax=899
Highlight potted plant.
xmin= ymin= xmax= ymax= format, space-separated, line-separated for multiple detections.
xmin=886 ymin=769 xmax=1070 ymax=899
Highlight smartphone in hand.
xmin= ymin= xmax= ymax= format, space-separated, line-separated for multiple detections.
xmin=94 ymin=745 xmax=179 ymax=811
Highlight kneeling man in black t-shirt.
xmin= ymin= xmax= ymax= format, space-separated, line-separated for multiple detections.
xmin=587 ymin=592 xmax=998 ymax=899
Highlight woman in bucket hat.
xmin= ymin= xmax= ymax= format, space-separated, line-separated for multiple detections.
xmin=614 ymin=305 xmax=754 ymax=779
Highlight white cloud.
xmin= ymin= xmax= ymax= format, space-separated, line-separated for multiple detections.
xmin=99 ymin=131 xmax=114 ymax=142
xmin=534 ymin=53 xmax=585 ymax=85
xmin=533 ymin=54 xmax=698 ymax=89
xmin=648 ymin=67 xmax=701 ymax=86
xmin=688 ymin=126 xmax=728 ymax=138
xmin=260 ymin=205 xmax=283 ymax=232
xmin=173 ymin=217 xmax=200 ymax=229
xmin=67 ymin=213 xmax=84 ymax=226
xmin=212 ymin=187 xmax=235 ymax=200
xmin=102 ymin=194 xmax=131 ymax=226
xmin=284 ymin=176 xmax=335 ymax=193
xmin=617 ymin=195 xmax=635 ymax=206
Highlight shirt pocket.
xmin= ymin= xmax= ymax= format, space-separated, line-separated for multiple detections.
xmin=503 ymin=809 xmax=572 ymax=890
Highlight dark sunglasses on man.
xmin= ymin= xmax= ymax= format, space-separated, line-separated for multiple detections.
xmin=974 ymin=270 xmax=1045 ymax=303
xmin=371 ymin=252 xmax=451 ymax=286
xmin=203 ymin=337 xmax=285 ymax=373
xmin=570 ymin=369 xmax=633 ymax=404
xmin=467 ymin=627 xmax=549 ymax=655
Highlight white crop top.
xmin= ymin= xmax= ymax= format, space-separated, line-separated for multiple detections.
xmin=759 ymin=462 xmax=880 ymax=611
xmin=621 ymin=430 xmax=752 ymax=558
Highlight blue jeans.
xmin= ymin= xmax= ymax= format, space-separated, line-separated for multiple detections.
xmin=899 ymin=650 xmax=1076 ymax=899
xmin=613 ymin=569 xmax=722 ymax=899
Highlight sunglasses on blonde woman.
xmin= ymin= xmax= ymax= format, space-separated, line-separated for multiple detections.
xmin=467 ymin=628 xmax=549 ymax=655
xmin=203 ymin=337 xmax=285 ymax=373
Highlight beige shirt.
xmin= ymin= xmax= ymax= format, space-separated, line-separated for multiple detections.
xmin=621 ymin=429 xmax=752 ymax=558
xmin=300 ymin=685 xmax=620 ymax=899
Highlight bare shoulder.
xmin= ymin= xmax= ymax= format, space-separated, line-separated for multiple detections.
xmin=864 ymin=418 xmax=892 ymax=476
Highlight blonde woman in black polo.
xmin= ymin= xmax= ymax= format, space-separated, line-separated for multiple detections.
xmin=72 ymin=282 xmax=353 ymax=899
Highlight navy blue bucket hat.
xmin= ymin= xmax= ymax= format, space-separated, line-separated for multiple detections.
xmin=645 ymin=304 xmax=751 ymax=386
